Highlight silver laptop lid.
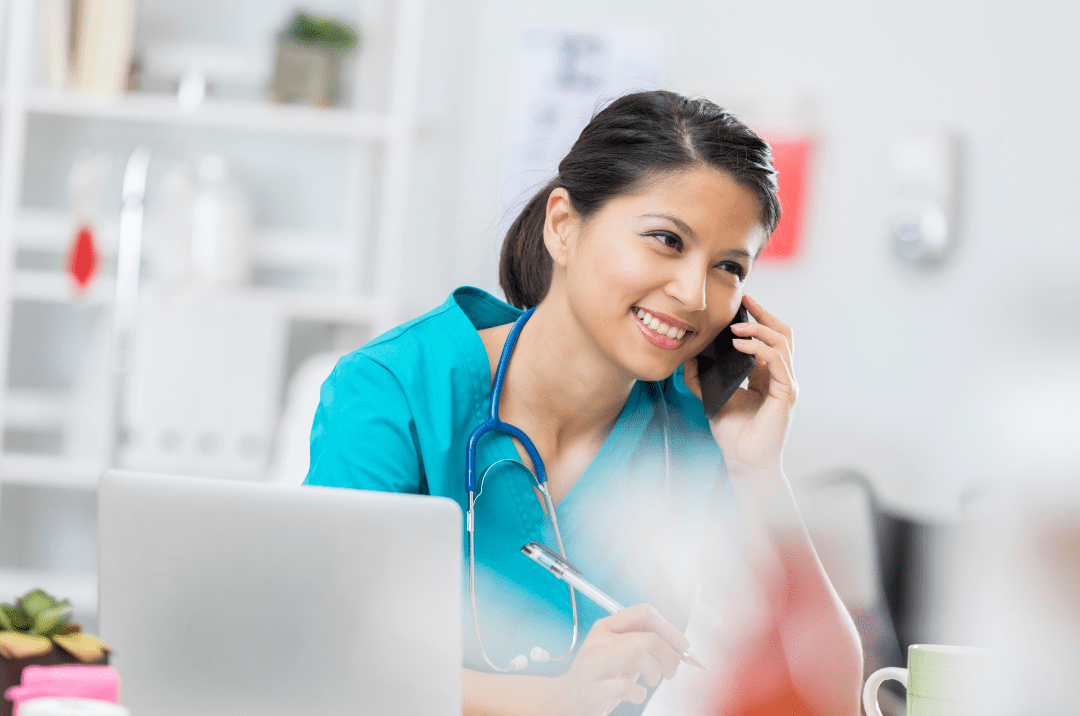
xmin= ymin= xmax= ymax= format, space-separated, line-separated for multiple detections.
xmin=98 ymin=470 xmax=462 ymax=716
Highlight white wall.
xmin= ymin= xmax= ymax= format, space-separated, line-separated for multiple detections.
xmin=406 ymin=0 xmax=1080 ymax=517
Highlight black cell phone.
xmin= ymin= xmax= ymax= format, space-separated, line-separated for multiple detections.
xmin=695 ymin=305 xmax=757 ymax=419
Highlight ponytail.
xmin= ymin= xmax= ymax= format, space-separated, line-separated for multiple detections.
xmin=499 ymin=179 xmax=559 ymax=309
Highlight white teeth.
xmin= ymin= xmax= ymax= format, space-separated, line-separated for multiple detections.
xmin=634 ymin=308 xmax=688 ymax=341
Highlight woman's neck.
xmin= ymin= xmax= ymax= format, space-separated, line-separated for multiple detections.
xmin=479 ymin=295 xmax=636 ymax=491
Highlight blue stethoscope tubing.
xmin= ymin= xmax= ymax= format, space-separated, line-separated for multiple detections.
xmin=466 ymin=307 xmax=579 ymax=672
xmin=465 ymin=306 xmax=673 ymax=673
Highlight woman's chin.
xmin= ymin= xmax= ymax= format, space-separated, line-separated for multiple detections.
xmin=628 ymin=357 xmax=685 ymax=384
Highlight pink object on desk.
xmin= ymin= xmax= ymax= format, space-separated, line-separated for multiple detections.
xmin=3 ymin=666 xmax=120 ymax=716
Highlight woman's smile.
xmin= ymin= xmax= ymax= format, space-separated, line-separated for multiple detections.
xmin=630 ymin=306 xmax=693 ymax=350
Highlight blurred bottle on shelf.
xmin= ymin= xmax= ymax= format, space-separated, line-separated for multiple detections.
xmin=145 ymin=154 xmax=252 ymax=291
xmin=66 ymin=149 xmax=105 ymax=291
xmin=191 ymin=155 xmax=253 ymax=287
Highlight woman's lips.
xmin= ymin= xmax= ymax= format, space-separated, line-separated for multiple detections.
xmin=631 ymin=307 xmax=692 ymax=350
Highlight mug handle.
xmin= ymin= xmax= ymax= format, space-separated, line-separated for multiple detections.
xmin=862 ymin=666 xmax=908 ymax=716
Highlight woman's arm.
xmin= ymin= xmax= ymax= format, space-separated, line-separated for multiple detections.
xmin=722 ymin=467 xmax=864 ymax=716
xmin=684 ymin=294 xmax=863 ymax=715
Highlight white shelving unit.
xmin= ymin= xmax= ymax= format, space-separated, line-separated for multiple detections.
xmin=0 ymin=0 xmax=425 ymax=617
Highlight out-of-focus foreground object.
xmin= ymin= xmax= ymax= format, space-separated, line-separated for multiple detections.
xmin=942 ymin=486 xmax=1080 ymax=715
xmin=885 ymin=128 xmax=962 ymax=268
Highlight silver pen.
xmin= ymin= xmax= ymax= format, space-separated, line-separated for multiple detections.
xmin=521 ymin=541 xmax=705 ymax=669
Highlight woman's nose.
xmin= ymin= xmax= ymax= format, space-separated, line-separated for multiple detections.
xmin=666 ymin=261 xmax=708 ymax=312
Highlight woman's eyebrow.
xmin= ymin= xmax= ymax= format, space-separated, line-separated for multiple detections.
xmin=641 ymin=213 xmax=753 ymax=261
xmin=641 ymin=212 xmax=697 ymax=240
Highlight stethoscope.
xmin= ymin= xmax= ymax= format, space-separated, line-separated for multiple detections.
xmin=465 ymin=306 xmax=673 ymax=672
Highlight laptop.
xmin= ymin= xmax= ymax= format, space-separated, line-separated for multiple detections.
xmin=97 ymin=470 xmax=462 ymax=716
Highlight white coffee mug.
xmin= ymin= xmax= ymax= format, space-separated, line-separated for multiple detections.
xmin=863 ymin=644 xmax=988 ymax=716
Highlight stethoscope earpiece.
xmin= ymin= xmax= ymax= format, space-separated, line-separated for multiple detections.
xmin=530 ymin=646 xmax=551 ymax=663
xmin=509 ymin=654 xmax=529 ymax=671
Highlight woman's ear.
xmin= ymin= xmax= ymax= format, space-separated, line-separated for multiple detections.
xmin=542 ymin=188 xmax=576 ymax=268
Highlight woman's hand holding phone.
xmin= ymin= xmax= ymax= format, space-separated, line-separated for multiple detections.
xmin=546 ymin=603 xmax=688 ymax=716
xmin=681 ymin=294 xmax=798 ymax=478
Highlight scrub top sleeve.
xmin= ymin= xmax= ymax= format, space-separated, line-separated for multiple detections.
xmin=304 ymin=354 xmax=423 ymax=494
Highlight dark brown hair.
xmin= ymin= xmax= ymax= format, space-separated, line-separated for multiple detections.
xmin=499 ymin=90 xmax=781 ymax=309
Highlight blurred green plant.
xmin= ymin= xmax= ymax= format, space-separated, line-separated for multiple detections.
xmin=0 ymin=589 xmax=109 ymax=663
xmin=0 ymin=589 xmax=78 ymax=638
xmin=283 ymin=12 xmax=359 ymax=50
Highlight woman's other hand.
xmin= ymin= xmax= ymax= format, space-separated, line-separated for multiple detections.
xmin=547 ymin=603 xmax=688 ymax=716
xmin=681 ymin=294 xmax=798 ymax=477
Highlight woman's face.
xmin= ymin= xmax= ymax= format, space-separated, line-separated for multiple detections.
xmin=550 ymin=165 xmax=768 ymax=382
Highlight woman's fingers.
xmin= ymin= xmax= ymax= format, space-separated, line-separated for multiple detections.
xmin=619 ymin=644 xmax=665 ymax=687
xmin=557 ymin=604 xmax=691 ymax=714
xmin=729 ymin=320 xmax=792 ymax=365
xmin=602 ymin=604 xmax=685 ymax=680
xmin=605 ymin=603 xmax=690 ymax=652
xmin=731 ymin=337 xmax=797 ymax=402
xmin=742 ymin=294 xmax=794 ymax=356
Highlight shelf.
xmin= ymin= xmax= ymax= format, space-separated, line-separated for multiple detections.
xmin=9 ymin=269 xmax=381 ymax=322
xmin=0 ymin=453 xmax=104 ymax=489
xmin=15 ymin=211 xmax=347 ymax=267
xmin=12 ymin=270 xmax=117 ymax=304
xmin=23 ymin=89 xmax=392 ymax=139
xmin=3 ymin=390 xmax=77 ymax=428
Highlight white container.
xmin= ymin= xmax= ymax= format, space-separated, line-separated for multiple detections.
xmin=190 ymin=154 xmax=253 ymax=287
xmin=20 ymin=698 xmax=130 ymax=716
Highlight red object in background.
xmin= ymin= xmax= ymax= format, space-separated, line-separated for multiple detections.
xmin=67 ymin=224 xmax=99 ymax=290
xmin=759 ymin=136 xmax=814 ymax=262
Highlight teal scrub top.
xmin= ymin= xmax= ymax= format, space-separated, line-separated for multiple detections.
xmin=305 ymin=287 xmax=730 ymax=690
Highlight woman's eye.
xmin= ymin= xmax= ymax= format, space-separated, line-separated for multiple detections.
xmin=717 ymin=261 xmax=747 ymax=281
xmin=647 ymin=231 xmax=683 ymax=251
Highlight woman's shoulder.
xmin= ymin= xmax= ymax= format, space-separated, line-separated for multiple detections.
xmin=329 ymin=286 xmax=518 ymax=392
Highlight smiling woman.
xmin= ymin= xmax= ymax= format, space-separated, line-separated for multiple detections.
xmin=305 ymin=90 xmax=862 ymax=716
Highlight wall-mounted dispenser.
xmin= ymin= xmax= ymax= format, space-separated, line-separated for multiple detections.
xmin=886 ymin=128 xmax=962 ymax=267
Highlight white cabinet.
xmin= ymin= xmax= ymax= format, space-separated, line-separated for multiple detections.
xmin=0 ymin=0 xmax=424 ymax=625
